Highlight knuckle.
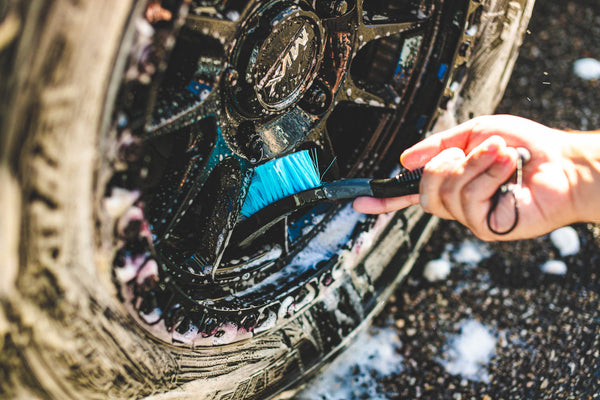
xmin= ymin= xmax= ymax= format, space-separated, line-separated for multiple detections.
xmin=470 ymin=116 xmax=488 ymax=132
xmin=461 ymin=183 xmax=477 ymax=200
xmin=419 ymin=193 xmax=432 ymax=213
xmin=439 ymin=182 xmax=454 ymax=200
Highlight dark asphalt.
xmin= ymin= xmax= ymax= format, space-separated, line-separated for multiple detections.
xmin=376 ymin=0 xmax=600 ymax=398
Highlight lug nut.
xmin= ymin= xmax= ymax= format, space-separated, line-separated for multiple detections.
xmin=308 ymin=86 xmax=328 ymax=110
xmin=248 ymin=136 xmax=264 ymax=164
xmin=313 ymin=91 xmax=327 ymax=106
xmin=331 ymin=0 xmax=348 ymax=16
xmin=225 ymin=68 xmax=239 ymax=86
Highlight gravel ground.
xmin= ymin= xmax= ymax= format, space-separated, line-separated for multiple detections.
xmin=299 ymin=0 xmax=600 ymax=398
xmin=374 ymin=0 xmax=600 ymax=398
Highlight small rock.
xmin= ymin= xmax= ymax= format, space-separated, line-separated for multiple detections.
xmin=573 ymin=58 xmax=600 ymax=80
xmin=550 ymin=226 xmax=580 ymax=256
xmin=540 ymin=260 xmax=567 ymax=275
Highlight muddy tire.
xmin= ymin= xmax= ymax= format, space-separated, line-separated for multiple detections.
xmin=0 ymin=0 xmax=533 ymax=399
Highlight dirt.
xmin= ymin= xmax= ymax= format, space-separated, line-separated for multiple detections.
xmin=374 ymin=0 xmax=600 ymax=398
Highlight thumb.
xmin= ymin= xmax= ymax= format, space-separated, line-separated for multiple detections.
xmin=400 ymin=119 xmax=484 ymax=169
xmin=400 ymin=144 xmax=443 ymax=170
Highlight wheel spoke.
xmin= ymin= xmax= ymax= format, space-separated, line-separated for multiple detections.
xmin=145 ymin=90 xmax=219 ymax=139
xmin=145 ymin=11 xmax=231 ymax=138
xmin=147 ymin=131 xmax=225 ymax=235
xmin=354 ymin=0 xmax=431 ymax=50
xmin=184 ymin=14 xmax=238 ymax=48
xmin=338 ymin=77 xmax=400 ymax=110
xmin=356 ymin=19 xmax=426 ymax=50
xmin=346 ymin=112 xmax=393 ymax=178
xmin=155 ymin=142 xmax=252 ymax=278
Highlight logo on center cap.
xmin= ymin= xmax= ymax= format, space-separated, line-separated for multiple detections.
xmin=258 ymin=24 xmax=311 ymax=97
xmin=238 ymin=9 xmax=324 ymax=116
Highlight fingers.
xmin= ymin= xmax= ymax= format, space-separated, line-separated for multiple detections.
xmin=400 ymin=119 xmax=478 ymax=169
xmin=353 ymin=136 xmax=518 ymax=222
xmin=419 ymin=147 xmax=466 ymax=220
xmin=461 ymin=147 xmax=520 ymax=238
xmin=419 ymin=137 xmax=521 ymax=238
xmin=399 ymin=115 xmax=539 ymax=170
xmin=352 ymin=194 xmax=420 ymax=214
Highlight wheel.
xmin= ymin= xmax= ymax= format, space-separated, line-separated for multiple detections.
xmin=0 ymin=0 xmax=533 ymax=399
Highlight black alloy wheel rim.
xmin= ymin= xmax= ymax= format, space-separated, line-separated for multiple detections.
xmin=108 ymin=0 xmax=478 ymax=346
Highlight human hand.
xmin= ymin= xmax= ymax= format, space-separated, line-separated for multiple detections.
xmin=353 ymin=115 xmax=600 ymax=241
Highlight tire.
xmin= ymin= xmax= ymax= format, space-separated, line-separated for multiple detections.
xmin=0 ymin=0 xmax=533 ymax=399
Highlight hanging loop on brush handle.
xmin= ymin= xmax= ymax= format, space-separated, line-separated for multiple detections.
xmin=486 ymin=147 xmax=531 ymax=236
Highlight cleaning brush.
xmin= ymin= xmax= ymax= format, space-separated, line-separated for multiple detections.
xmin=240 ymin=150 xmax=322 ymax=218
xmin=235 ymin=147 xmax=531 ymax=247
xmin=235 ymin=149 xmax=422 ymax=247
xmin=240 ymin=149 xmax=422 ymax=218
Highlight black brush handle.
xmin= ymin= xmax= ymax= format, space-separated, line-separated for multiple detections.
xmin=369 ymin=167 xmax=423 ymax=198
xmin=235 ymin=168 xmax=422 ymax=248
xmin=322 ymin=167 xmax=423 ymax=200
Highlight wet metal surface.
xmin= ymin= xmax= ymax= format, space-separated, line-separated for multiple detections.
xmin=107 ymin=0 xmax=474 ymax=354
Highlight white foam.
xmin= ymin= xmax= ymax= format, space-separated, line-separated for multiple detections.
xmin=549 ymin=226 xmax=580 ymax=256
xmin=297 ymin=326 xmax=403 ymax=400
xmin=423 ymin=258 xmax=452 ymax=282
xmin=139 ymin=308 xmax=162 ymax=324
xmin=540 ymin=260 xmax=567 ymax=275
xmin=438 ymin=319 xmax=497 ymax=383
xmin=234 ymin=205 xmax=364 ymax=298
xmin=290 ymin=204 xmax=365 ymax=270
xmin=452 ymin=240 xmax=491 ymax=266
xmin=240 ymin=245 xmax=282 ymax=270
xmin=574 ymin=58 xmax=600 ymax=80
xmin=103 ymin=188 xmax=140 ymax=218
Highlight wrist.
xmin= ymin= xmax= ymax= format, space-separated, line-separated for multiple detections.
xmin=563 ymin=132 xmax=600 ymax=223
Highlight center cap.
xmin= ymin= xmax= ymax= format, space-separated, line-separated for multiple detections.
xmin=253 ymin=13 xmax=322 ymax=111
xmin=232 ymin=6 xmax=325 ymax=118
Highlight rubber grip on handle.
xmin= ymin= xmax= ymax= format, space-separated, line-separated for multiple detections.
xmin=369 ymin=167 xmax=423 ymax=198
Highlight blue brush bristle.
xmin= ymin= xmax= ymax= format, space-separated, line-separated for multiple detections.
xmin=241 ymin=150 xmax=321 ymax=217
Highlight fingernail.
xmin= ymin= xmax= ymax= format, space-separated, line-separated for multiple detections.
xmin=401 ymin=151 xmax=425 ymax=167
xmin=496 ymin=152 xmax=511 ymax=164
